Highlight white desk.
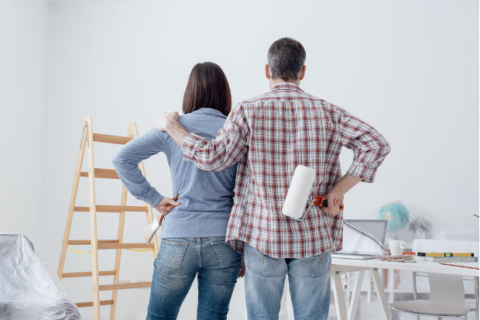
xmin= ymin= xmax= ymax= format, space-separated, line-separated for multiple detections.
xmin=331 ymin=258 xmax=479 ymax=320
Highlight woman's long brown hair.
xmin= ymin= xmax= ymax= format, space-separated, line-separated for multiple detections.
xmin=182 ymin=62 xmax=232 ymax=116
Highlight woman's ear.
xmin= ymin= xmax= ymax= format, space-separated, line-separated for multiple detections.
xmin=265 ymin=64 xmax=271 ymax=80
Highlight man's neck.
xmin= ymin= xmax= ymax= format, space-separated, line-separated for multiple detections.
xmin=269 ymin=78 xmax=301 ymax=88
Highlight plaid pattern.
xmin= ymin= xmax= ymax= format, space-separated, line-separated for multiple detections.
xmin=182 ymin=83 xmax=390 ymax=258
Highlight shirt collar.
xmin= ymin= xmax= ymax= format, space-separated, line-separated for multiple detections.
xmin=270 ymin=82 xmax=305 ymax=93
xmin=191 ymin=107 xmax=227 ymax=119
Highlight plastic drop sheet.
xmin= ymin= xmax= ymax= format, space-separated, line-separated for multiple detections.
xmin=0 ymin=233 xmax=81 ymax=320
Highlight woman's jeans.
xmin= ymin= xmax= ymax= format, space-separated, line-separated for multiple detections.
xmin=146 ymin=237 xmax=242 ymax=320
xmin=244 ymin=244 xmax=331 ymax=320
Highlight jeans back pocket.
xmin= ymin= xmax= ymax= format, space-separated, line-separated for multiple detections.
xmin=155 ymin=239 xmax=188 ymax=275
xmin=211 ymin=241 xmax=242 ymax=272
xmin=300 ymin=252 xmax=331 ymax=278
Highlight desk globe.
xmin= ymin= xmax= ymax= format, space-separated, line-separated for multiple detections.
xmin=379 ymin=201 xmax=409 ymax=231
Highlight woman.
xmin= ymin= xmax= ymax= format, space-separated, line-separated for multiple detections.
xmin=112 ymin=62 xmax=242 ymax=320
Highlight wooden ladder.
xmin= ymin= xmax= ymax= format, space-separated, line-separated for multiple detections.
xmin=57 ymin=116 xmax=160 ymax=320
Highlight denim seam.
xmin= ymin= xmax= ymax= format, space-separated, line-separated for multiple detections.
xmin=211 ymin=243 xmax=242 ymax=272
xmin=208 ymin=237 xmax=226 ymax=240
xmin=163 ymin=239 xmax=188 ymax=246
xmin=299 ymin=252 xmax=330 ymax=277
xmin=247 ymin=253 xmax=265 ymax=264
xmin=210 ymin=241 xmax=226 ymax=245
xmin=156 ymin=241 xmax=188 ymax=275
xmin=198 ymin=239 xmax=202 ymax=269
xmin=317 ymin=253 xmax=326 ymax=263
xmin=247 ymin=252 xmax=282 ymax=277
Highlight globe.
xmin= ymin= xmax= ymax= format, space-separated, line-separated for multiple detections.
xmin=379 ymin=202 xmax=409 ymax=231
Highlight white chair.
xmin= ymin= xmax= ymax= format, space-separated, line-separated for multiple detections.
xmin=390 ymin=272 xmax=471 ymax=319
xmin=413 ymin=240 xmax=478 ymax=316
xmin=389 ymin=239 xmax=478 ymax=319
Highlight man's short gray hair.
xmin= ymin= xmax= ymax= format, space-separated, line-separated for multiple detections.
xmin=267 ymin=38 xmax=306 ymax=81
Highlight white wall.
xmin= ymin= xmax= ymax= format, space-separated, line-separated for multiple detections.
xmin=42 ymin=0 xmax=478 ymax=319
xmin=0 ymin=0 xmax=49 ymax=248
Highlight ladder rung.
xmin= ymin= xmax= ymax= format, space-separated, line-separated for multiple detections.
xmin=99 ymin=282 xmax=151 ymax=291
xmin=62 ymin=270 xmax=117 ymax=278
xmin=76 ymin=300 xmax=114 ymax=308
xmin=98 ymin=243 xmax=154 ymax=250
xmin=80 ymin=168 xmax=119 ymax=179
xmin=74 ymin=205 xmax=148 ymax=213
xmin=68 ymin=239 xmax=119 ymax=245
xmin=93 ymin=133 xmax=133 ymax=145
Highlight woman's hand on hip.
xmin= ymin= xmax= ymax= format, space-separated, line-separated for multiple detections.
xmin=155 ymin=196 xmax=181 ymax=217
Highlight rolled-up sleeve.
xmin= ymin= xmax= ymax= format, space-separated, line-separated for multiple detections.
xmin=335 ymin=106 xmax=391 ymax=183
xmin=182 ymin=105 xmax=249 ymax=172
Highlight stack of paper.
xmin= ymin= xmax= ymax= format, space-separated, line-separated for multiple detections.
xmin=378 ymin=255 xmax=416 ymax=263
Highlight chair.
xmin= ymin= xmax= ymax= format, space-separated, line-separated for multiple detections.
xmin=413 ymin=240 xmax=479 ymax=317
xmin=389 ymin=239 xmax=478 ymax=319
xmin=390 ymin=272 xmax=471 ymax=319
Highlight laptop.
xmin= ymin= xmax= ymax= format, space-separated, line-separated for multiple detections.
xmin=332 ymin=219 xmax=388 ymax=260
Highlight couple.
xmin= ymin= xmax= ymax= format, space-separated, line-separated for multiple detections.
xmin=112 ymin=37 xmax=391 ymax=320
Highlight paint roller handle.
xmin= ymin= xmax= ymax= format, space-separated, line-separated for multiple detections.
xmin=320 ymin=199 xmax=344 ymax=210
xmin=313 ymin=196 xmax=344 ymax=211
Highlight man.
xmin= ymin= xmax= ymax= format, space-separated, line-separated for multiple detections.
xmin=155 ymin=38 xmax=390 ymax=320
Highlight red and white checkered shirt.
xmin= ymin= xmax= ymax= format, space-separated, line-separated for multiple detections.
xmin=182 ymin=83 xmax=390 ymax=258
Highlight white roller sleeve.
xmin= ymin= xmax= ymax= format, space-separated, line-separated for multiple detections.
xmin=282 ymin=165 xmax=316 ymax=219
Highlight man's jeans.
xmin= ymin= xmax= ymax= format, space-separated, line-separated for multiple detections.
xmin=244 ymin=244 xmax=331 ymax=320
xmin=146 ymin=237 xmax=242 ymax=320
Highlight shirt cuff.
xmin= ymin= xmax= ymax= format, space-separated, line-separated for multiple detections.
xmin=144 ymin=188 xmax=164 ymax=208
xmin=182 ymin=132 xmax=206 ymax=162
xmin=346 ymin=163 xmax=378 ymax=183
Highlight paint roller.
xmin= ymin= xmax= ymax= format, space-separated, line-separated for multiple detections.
xmin=282 ymin=165 xmax=344 ymax=220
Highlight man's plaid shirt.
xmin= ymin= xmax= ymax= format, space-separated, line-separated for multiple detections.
xmin=182 ymin=83 xmax=390 ymax=258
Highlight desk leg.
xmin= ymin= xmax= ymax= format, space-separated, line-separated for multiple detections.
xmin=348 ymin=270 xmax=365 ymax=320
xmin=475 ymin=277 xmax=480 ymax=320
xmin=331 ymin=270 xmax=348 ymax=320
xmin=370 ymin=269 xmax=389 ymax=320
xmin=367 ymin=270 xmax=374 ymax=303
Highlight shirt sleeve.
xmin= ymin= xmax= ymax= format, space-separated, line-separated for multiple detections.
xmin=112 ymin=129 xmax=165 ymax=208
xmin=334 ymin=105 xmax=391 ymax=183
xmin=331 ymin=213 xmax=344 ymax=252
xmin=181 ymin=104 xmax=249 ymax=172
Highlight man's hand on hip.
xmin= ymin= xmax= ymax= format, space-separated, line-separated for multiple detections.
xmin=322 ymin=190 xmax=344 ymax=217
xmin=154 ymin=111 xmax=179 ymax=131
xmin=322 ymin=174 xmax=361 ymax=217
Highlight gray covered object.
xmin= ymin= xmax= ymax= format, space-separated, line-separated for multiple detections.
xmin=0 ymin=233 xmax=81 ymax=320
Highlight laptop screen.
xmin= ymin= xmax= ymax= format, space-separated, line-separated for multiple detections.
xmin=339 ymin=219 xmax=388 ymax=255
